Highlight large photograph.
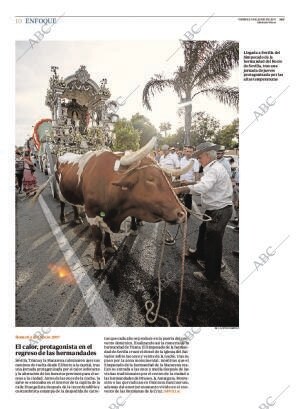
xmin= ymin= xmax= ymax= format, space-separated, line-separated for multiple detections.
xmin=15 ymin=40 xmax=239 ymax=327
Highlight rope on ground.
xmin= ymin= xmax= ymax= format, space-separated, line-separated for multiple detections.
xmin=176 ymin=217 xmax=188 ymax=326
xmin=144 ymin=199 xmax=213 ymax=326
xmin=145 ymin=210 xmax=190 ymax=327
xmin=145 ymin=222 xmax=170 ymax=326
xmin=175 ymin=205 xmax=211 ymax=325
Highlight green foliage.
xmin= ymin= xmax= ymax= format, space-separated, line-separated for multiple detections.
xmin=130 ymin=113 xmax=157 ymax=147
xmin=190 ymin=112 xmax=220 ymax=146
xmin=159 ymin=133 xmax=182 ymax=149
xmin=159 ymin=122 xmax=172 ymax=137
xmin=142 ymin=40 xmax=239 ymax=145
xmin=157 ymin=116 xmax=238 ymax=150
xmin=113 ymin=119 xmax=140 ymax=151
xmin=213 ymin=118 xmax=239 ymax=149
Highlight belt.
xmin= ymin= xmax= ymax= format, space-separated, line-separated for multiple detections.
xmin=206 ymin=205 xmax=232 ymax=212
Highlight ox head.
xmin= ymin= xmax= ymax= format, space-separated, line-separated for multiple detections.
xmin=112 ymin=137 xmax=190 ymax=224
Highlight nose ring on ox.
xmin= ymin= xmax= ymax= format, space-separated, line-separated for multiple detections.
xmin=177 ymin=211 xmax=186 ymax=222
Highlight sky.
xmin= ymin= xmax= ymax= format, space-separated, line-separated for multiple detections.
xmin=15 ymin=41 xmax=239 ymax=147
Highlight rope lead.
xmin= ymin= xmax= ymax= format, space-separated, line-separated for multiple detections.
xmin=144 ymin=203 xmax=211 ymax=327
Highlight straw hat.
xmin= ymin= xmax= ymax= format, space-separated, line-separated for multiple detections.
xmin=193 ymin=142 xmax=220 ymax=157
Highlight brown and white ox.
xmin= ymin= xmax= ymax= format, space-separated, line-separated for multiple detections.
xmin=34 ymin=138 xmax=192 ymax=270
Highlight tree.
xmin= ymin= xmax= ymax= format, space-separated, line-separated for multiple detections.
xmin=214 ymin=118 xmax=239 ymax=149
xmin=130 ymin=113 xmax=157 ymax=147
xmin=159 ymin=122 xmax=172 ymax=137
xmin=156 ymin=127 xmax=185 ymax=149
xmin=113 ymin=119 xmax=140 ymax=151
xmin=175 ymin=127 xmax=185 ymax=145
xmin=158 ymin=133 xmax=180 ymax=148
xmin=143 ymin=40 xmax=239 ymax=145
xmin=190 ymin=111 xmax=220 ymax=146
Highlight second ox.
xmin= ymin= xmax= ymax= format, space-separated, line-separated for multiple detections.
xmin=34 ymin=137 xmax=192 ymax=270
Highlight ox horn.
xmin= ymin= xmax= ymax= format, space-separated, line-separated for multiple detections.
xmin=120 ymin=137 xmax=157 ymax=166
xmin=162 ymin=160 xmax=194 ymax=177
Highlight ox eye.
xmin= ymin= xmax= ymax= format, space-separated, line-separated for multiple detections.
xmin=147 ymin=177 xmax=155 ymax=183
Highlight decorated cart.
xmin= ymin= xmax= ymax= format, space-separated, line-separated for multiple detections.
xmin=33 ymin=65 xmax=119 ymax=198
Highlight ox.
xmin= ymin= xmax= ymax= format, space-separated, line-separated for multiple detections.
xmin=34 ymin=138 xmax=192 ymax=270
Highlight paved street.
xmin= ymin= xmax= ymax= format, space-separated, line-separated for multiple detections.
xmin=16 ymin=169 xmax=239 ymax=327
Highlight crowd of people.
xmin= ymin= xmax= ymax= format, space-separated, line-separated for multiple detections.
xmin=155 ymin=143 xmax=239 ymax=283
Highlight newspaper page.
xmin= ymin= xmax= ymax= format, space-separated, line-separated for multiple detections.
xmin=2 ymin=2 xmax=298 ymax=409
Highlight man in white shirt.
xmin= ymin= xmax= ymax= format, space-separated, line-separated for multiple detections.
xmin=159 ymin=144 xmax=179 ymax=169
xmin=217 ymin=145 xmax=231 ymax=176
xmin=174 ymin=142 xmax=233 ymax=282
xmin=232 ymin=166 xmax=239 ymax=230
xmin=170 ymin=146 xmax=179 ymax=162
xmin=179 ymin=145 xmax=200 ymax=215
